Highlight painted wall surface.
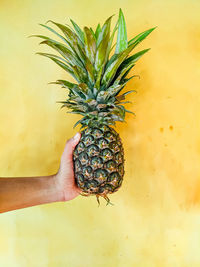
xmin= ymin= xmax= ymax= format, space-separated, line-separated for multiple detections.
xmin=0 ymin=0 xmax=200 ymax=266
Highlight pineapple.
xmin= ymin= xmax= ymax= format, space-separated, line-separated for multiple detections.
xmin=31 ymin=9 xmax=155 ymax=205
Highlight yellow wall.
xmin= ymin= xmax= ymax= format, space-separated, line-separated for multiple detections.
xmin=0 ymin=0 xmax=200 ymax=266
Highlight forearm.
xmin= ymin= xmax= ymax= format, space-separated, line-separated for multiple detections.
xmin=0 ymin=133 xmax=81 ymax=214
xmin=0 ymin=175 xmax=62 ymax=213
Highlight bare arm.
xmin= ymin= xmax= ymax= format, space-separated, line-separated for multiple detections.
xmin=0 ymin=133 xmax=81 ymax=213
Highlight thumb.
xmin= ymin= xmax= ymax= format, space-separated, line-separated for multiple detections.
xmin=61 ymin=132 xmax=81 ymax=163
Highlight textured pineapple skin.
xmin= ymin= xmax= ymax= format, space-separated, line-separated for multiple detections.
xmin=73 ymin=125 xmax=124 ymax=196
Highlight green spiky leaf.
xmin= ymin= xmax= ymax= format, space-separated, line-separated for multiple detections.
xmin=39 ymin=23 xmax=68 ymax=44
xmin=84 ymin=26 xmax=96 ymax=64
xmin=36 ymin=52 xmax=69 ymax=66
xmin=128 ymin=27 xmax=156 ymax=47
xmin=53 ymin=79 xmax=77 ymax=90
xmin=90 ymin=27 xmax=96 ymax=40
xmin=121 ymin=48 xmax=150 ymax=70
xmin=94 ymin=16 xmax=112 ymax=75
xmin=40 ymin=39 xmax=84 ymax=68
xmin=47 ymin=20 xmax=86 ymax=64
xmin=95 ymin=23 xmax=101 ymax=39
xmin=115 ymin=9 xmax=128 ymax=54
xmin=85 ymin=57 xmax=95 ymax=84
xmin=102 ymin=42 xmax=139 ymax=87
xmin=71 ymin=65 xmax=88 ymax=84
xmin=108 ymin=19 xmax=118 ymax=54
xmin=36 ymin=52 xmax=75 ymax=77
xmin=114 ymin=63 xmax=135 ymax=83
xmin=55 ymin=80 xmax=86 ymax=99
xmin=70 ymin=19 xmax=85 ymax=44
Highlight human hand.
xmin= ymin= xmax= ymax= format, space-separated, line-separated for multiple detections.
xmin=55 ymin=132 xmax=81 ymax=202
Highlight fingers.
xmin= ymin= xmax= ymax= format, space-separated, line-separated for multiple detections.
xmin=62 ymin=132 xmax=81 ymax=163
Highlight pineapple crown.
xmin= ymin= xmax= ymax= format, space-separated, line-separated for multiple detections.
xmin=31 ymin=9 xmax=156 ymax=128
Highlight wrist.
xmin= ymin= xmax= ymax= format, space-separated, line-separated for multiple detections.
xmin=48 ymin=174 xmax=63 ymax=202
xmin=49 ymin=173 xmax=65 ymax=202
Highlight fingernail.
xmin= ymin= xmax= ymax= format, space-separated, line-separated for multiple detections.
xmin=73 ymin=132 xmax=80 ymax=141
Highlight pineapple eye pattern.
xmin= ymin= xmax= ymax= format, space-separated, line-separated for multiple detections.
xmin=87 ymin=144 xmax=100 ymax=157
xmin=76 ymin=142 xmax=85 ymax=153
xmin=74 ymin=159 xmax=82 ymax=172
xmin=76 ymin=173 xmax=85 ymax=187
xmin=108 ymin=172 xmax=120 ymax=187
xmin=115 ymin=152 xmax=123 ymax=164
xmin=104 ymin=160 xmax=116 ymax=172
xmin=92 ymin=128 xmax=103 ymax=138
xmin=73 ymin=149 xmax=79 ymax=159
xmin=99 ymin=125 xmax=110 ymax=132
xmin=101 ymin=148 xmax=113 ymax=161
xmin=97 ymin=138 xmax=109 ymax=149
xmin=83 ymin=128 xmax=92 ymax=135
xmin=87 ymin=180 xmax=99 ymax=192
xmin=82 ymin=135 xmax=94 ymax=146
xmin=118 ymin=163 xmax=124 ymax=177
xmin=79 ymin=152 xmax=89 ymax=165
xmin=109 ymin=142 xmax=121 ymax=153
xmin=94 ymin=169 xmax=108 ymax=183
xmin=82 ymin=166 xmax=93 ymax=178
xmin=90 ymin=156 xmax=103 ymax=170
xmin=104 ymin=132 xmax=115 ymax=142
xmin=98 ymin=184 xmax=114 ymax=194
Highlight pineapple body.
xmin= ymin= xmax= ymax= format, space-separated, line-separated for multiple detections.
xmin=73 ymin=125 xmax=124 ymax=200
